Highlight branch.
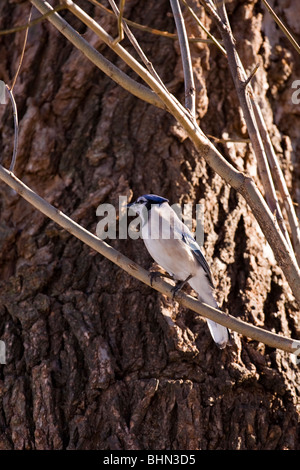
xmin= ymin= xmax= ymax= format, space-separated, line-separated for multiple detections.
xmin=207 ymin=134 xmax=251 ymax=144
xmin=261 ymin=0 xmax=300 ymax=55
xmin=29 ymin=0 xmax=300 ymax=305
xmin=170 ymin=0 xmax=196 ymax=116
xmin=10 ymin=6 xmax=32 ymax=91
xmin=88 ymin=0 xmax=220 ymax=45
xmin=5 ymin=7 xmax=32 ymax=174
xmin=202 ymin=0 xmax=299 ymax=266
xmin=108 ymin=0 xmax=167 ymax=89
xmin=180 ymin=0 xmax=226 ymax=56
xmin=214 ymin=1 xmax=294 ymax=256
xmin=252 ymin=102 xmax=300 ymax=266
xmin=0 ymin=3 xmax=67 ymax=35
xmin=0 ymin=164 xmax=299 ymax=355
xmin=5 ymin=85 xmax=18 ymax=173
xmin=57 ymin=0 xmax=191 ymax=118
xmin=29 ymin=0 xmax=165 ymax=110
xmin=110 ymin=0 xmax=125 ymax=44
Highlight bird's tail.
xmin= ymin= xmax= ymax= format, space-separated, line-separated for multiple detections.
xmin=203 ymin=295 xmax=230 ymax=349
xmin=206 ymin=316 xmax=230 ymax=349
xmin=189 ymin=278 xmax=230 ymax=349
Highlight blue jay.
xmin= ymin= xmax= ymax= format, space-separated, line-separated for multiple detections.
xmin=128 ymin=194 xmax=230 ymax=349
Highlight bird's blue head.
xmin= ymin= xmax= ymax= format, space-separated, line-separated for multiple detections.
xmin=127 ymin=194 xmax=169 ymax=212
xmin=127 ymin=195 xmax=169 ymax=225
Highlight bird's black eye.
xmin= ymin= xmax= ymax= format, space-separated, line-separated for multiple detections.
xmin=138 ymin=198 xmax=147 ymax=204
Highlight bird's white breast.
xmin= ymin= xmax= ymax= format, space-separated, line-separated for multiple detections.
xmin=142 ymin=204 xmax=198 ymax=280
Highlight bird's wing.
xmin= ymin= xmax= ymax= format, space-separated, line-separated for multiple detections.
xmin=181 ymin=231 xmax=214 ymax=288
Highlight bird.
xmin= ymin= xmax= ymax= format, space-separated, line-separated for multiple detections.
xmin=127 ymin=193 xmax=230 ymax=349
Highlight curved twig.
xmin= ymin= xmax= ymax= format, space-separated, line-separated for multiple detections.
xmin=0 ymin=164 xmax=299 ymax=355
xmin=88 ymin=0 xmax=221 ymax=44
xmin=5 ymin=6 xmax=32 ymax=174
xmin=108 ymin=0 xmax=167 ymax=89
xmin=5 ymin=85 xmax=18 ymax=173
xmin=11 ymin=6 xmax=32 ymax=91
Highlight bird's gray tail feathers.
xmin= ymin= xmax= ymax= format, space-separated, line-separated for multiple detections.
xmin=188 ymin=277 xmax=230 ymax=349
xmin=197 ymin=293 xmax=230 ymax=349
xmin=206 ymin=318 xmax=230 ymax=349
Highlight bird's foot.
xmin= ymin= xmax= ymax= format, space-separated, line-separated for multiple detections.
xmin=149 ymin=271 xmax=173 ymax=287
xmin=170 ymin=281 xmax=184 ymax=300
xmin=170 ymin=274 xmax=193 ymax=300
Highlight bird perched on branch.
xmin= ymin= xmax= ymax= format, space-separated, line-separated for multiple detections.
xmin=128 ymin=194 xmax=230 ymax=349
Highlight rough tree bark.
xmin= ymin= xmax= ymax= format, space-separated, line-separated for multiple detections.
xmin=0 ymin=0 xmax=299 ymax=450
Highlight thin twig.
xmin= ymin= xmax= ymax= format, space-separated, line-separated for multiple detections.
xmin=214 ymin=0 xmax=294 ymax=257
xmin=252 ymin=102 xmax=300 ymax=266
xmin=261 ymin=0 xmax=300 ymax=56
xmin=207 ymin=134 xmax=251 ymax=144
xmin=11 ymin=6 xmax=32 ymax=91
xmin=205 ymin=0 xmax=299 ymax=266
xmin=243 ymin=63 xmax=260 ymax=88
xmin=29 ymin=0 xmax=165 ymax=110
xmin=88 ymin=0 xmax=221 ymax=45
xmin=180 ymin=0 xmax=226 ymax=56
xmin=0 ymin=164 xmax=299 ymax=354
xmin=108 ymin=0 xmax=167 ymax=89
xmin=61 ymin=0 xmax=191 ymax=118
xmin=5 ymin=85 xmax=18 ymax=173
xmin=6 ymin=6 xmax=32 ymax=174
xmin=170 ymin=0 xmax=196 ymax=116
xmin=29 ymin=0 xmax=300 ymax=306
xmin=111 ymin=0 xmax=125 ymax=44
xmin=0 ymin=3 xmax=67 ymax=35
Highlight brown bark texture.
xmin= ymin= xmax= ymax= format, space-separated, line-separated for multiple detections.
xmin=0 ymin=0 xmax=299 ymax=450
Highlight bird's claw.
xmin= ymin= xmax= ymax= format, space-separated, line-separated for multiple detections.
xmin=149 ymin=271 xmax=173 ymax=286
xmin=170 ymin=280 xmax=184 ymax=300
xmin=170 ymin=274 xmax=193 ymax=300
xmin=149 ymin=271 xmax=160 ymax=286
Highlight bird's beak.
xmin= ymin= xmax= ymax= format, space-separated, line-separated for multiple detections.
xmin=127 ymin=202 xmax=134 ymax=208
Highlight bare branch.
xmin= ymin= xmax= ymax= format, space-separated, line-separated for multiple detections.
xmin=243 ymin=63 xmax=260 ymax=88
xmin=29 ymin=0 xmax=300 ymax=305
xmin=0 ymin=163 xmax=299 ymax=354
xmin=29 ymin=0 xmax=165 ymax=110
xmin=108 ymin=0 xmax=167 ymax=89
xmin=89 ymin=0 xmax=220 ymax=44
xmin=214 ymin=0 xmax=294 ymax=257
xmin=170 ymin=0 xmax=196 ymax=116
xmin=207 ymin=134 xmax=251 ymax=144
xmin=5 ymin=85 xmax=18 ymax=173
xmin=252 ymin=102 xmax=300 ymax=266
xmin=0 ymin=3 xmax=66 ymax=35
xmin=4 ymin=6 xmax=32 ymax=174
xmin=261 ymin=0 xmax=300 ymax=55
xmin=202 ymin=0 xmax=299 ymax=266
xmin=11 ymin=6 xmax=32 ymax=91
xmin=58 ymin=0 xmax=191 ymax=118
xmin=110 ymin=0 xmax=125 ymax=44
xmin=181 ymin=0 xmax=226 ymax=56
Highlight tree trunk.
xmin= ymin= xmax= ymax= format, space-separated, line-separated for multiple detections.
xmin=0 ymin=0 xmax=299 ymax=450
